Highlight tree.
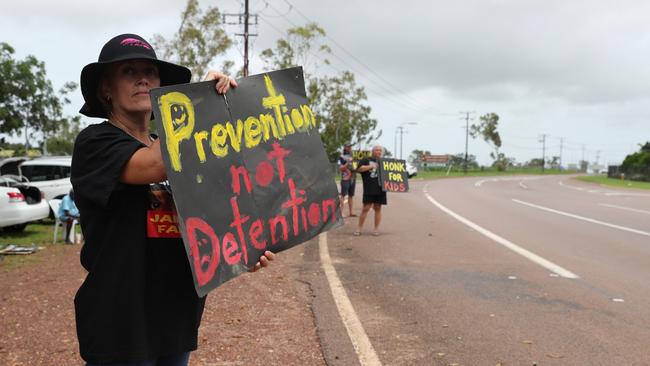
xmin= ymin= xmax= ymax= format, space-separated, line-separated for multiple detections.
xmin=260 ymin=22 xmax=331 ymax=75
xmin=408 ymin=149 xmax=431 ymax=165
xmin=526 ymin=158 xmax=544 ymax=168
xmin=470 ymin=113 xmax=502 ymax=167
xmin=449 ymin=153 xmax=478 ymax=168
xmin=620 ymin=141 xmax=650 ymax=181
xmin=309 ymin=72 xmax=381 ymax=160
xmin=1 ymin=43 xmax=77 ymax=150
xmin=45 ymin=116 xmax=83 ymax=155
xmin=492 ymin=154 xmax=515 ymax=170
xmin=261 ymin=23 xmax=380 ymax=161
xmin=153 ymin=0 xmax=233 ymax=82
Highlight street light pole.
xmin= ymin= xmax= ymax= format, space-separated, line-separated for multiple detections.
xmin=394 ymin=122 xmax=417 ymax=160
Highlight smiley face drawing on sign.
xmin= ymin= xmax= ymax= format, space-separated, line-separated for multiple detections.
xmin=159 ymin=92 xmax=196 ymax=172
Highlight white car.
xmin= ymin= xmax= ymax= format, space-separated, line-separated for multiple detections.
xmin=406 ymin=162 xmax=417 ymax=178
xmin=19 ymin=156 xmax=72 ymax=200
xmin=0 ymin=176 xmax=50 ymax=232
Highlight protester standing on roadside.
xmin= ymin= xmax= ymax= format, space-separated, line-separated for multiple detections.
xmin=338 ymin=144 xmax=357 ymax=217
xmin=71 ymin=33 xmax=275 ymax=366
xmin=355 ymin=145 xmax=386 ymax=236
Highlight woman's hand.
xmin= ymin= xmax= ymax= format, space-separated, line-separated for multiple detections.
xmin=204 ymin=70 xmax=238 ymax=94
xmin=249 ymin=251 xmax=276 ymax=272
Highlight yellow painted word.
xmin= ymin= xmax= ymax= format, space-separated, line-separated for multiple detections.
xmin=159 ymin=74 xmax=317 ymax=172
xmin=382 ymin=160 xmax=406 ymax=172
xmin=388 ymin=172 xmax=404 ymax=182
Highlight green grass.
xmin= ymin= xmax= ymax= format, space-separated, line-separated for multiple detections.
xmin=332 ymin=167 xmax=576 ymax=183
xmin=411 ymin=167 xmax=576 ymax=180
xmin=574 ymin=175 xmax=650 ymax=190
xmin=0 ymin=219 xmax=81 ymax=270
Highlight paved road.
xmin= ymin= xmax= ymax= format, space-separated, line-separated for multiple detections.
xmin=304 ymin=176 xmax=650 ymax=365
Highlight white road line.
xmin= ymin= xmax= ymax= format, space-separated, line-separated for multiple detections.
xmin=423 ymin=189 xmax=579 ymax=279
xmin=559 ymin=180 xmax=588 ymax=192
xmin=599 ymin=203 xmax=650 ymax=215
xmin=478 ymin=177 xmax=541 ymax=188
xmin=319 ymin=233 xmax=382 ymax=366
xmin=513 ymin=199 xmax=650 ymax=237
xmin=519 ymin=181 xmax=528 ymax=189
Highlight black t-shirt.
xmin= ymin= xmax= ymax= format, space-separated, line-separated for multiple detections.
xmin=71 ymin=121 xmax=205 ymax=363
xmin=358 ymin=157 xmax=383 ymax=196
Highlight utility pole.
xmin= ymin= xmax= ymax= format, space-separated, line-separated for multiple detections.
xmin=399 ymin=127 xmax=406 ymax=159
xmin=395 ymin=122 xmax=417 ymax=160
xmin=596 ymin=150 xmax=601 ymax=165
xmin=394 ymin=128 xmax=398 ymax=158
xmin=223 ymin=0 xmax=258 ymax=76
xmin=460 ymin=111 xmax=475 ymax=174
xmin=539 ymin=134 xmax=547 ymax=173
xmin=559 ymin=137 xmax=564 ymax=171
xmin=243 ymin=0 xmax=250 ymax=76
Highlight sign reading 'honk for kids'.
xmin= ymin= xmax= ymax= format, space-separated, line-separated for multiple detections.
xmin=378 ymin=158 xmax=410 ymax=192
xmin=150 ymin=67 xmax=343 ymax=297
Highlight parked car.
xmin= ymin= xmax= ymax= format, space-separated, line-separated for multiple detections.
xmin=406 ymin=162 xmax=418 ymax=178
xmin=18 ymin=156 xmax=72 ymax=200
xmin=0 ymin=176 xmax=50 ymax=232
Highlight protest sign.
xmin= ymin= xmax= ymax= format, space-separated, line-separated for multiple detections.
xmin=378 ymin=158 xmax=410 ymax=192
xmin=351 ymin=150 xmax=371 ymax=171
xmin=151 ymin=67 xmax=343 ymax=297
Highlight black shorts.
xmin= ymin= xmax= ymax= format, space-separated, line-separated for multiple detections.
xmin=340 ymin=180 xmax=356 ymax=197
xmin=362 ymin=193 xmax=387 ymax=205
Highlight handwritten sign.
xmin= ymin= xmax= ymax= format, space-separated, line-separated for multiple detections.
xmin=378 ymin=158 xmax=409 ymax=192
xmin=351 ymin=150 xmax=371 ymax=171
xmin=151 ymin=67 xmax=343 ymax=297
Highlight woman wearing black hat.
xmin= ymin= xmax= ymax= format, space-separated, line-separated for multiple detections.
xmin=71 ymin=34 xmax=274 ymax=366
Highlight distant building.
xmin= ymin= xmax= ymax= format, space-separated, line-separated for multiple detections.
xmin=417 ymin=154 xmax=450 ymax=169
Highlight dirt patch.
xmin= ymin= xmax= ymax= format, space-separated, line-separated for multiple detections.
xmin=0 ymin=244 xmax=325 ymax=365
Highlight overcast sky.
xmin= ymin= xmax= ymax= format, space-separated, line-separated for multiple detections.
xmin=2 ymin=0 xmax=648 ymax=166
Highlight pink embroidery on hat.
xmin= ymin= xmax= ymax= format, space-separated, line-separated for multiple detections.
xmin=120 ymin=38 xmax=152 ymax=50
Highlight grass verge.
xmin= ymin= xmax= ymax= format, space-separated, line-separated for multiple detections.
xmin=411 ymin=168 xmax=575 ymax=180
xmin=574 ymin=175 xmax=650 ymax=190
xmin=0 ymin=219 xmax=81 ymax=270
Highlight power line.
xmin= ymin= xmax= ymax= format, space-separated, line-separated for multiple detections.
xmin=223 ymin=0 xmax=258 ymax=76
xmin=269 ymin=0 xmax=433 ymax=112
xmin=257 ymin=14 xmax=433 ymax=116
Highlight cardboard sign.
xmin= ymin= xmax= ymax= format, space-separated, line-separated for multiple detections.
xmin=151 ymin=67 xmax=343 ymax=297
xmin=378 ymin=158 xmax=410 ymax=192
xmin=351 ymin=150 xmax=371 ymax=171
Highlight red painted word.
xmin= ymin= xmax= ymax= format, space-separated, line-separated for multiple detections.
xmin=383 ymin=181 xmax=407 ymax=192
xmin=186 ymin=142 xmax=337 ymax=287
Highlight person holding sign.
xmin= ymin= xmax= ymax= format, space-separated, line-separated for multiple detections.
xmin=71 ymin=34 xmax=274 ymax=366
xmin=338 ymin=144 xmax=357 ymax=217
xmin=355 ymin=145 xmax=387 ymax=236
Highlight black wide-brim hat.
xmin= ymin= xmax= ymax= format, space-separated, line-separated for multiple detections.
xmin=79 ymin=33 xmax=191 ymax=118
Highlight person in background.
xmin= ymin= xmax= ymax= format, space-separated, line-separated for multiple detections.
xmin=58 ymin=188 xmax=80 ymax=244
xmin=355 ymin=145 xmax=386 ymax=236
xmin=71 ymin=33 xmax=274 ymax=366
xmin=338 ymin=144 xmax=357 ymax=217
